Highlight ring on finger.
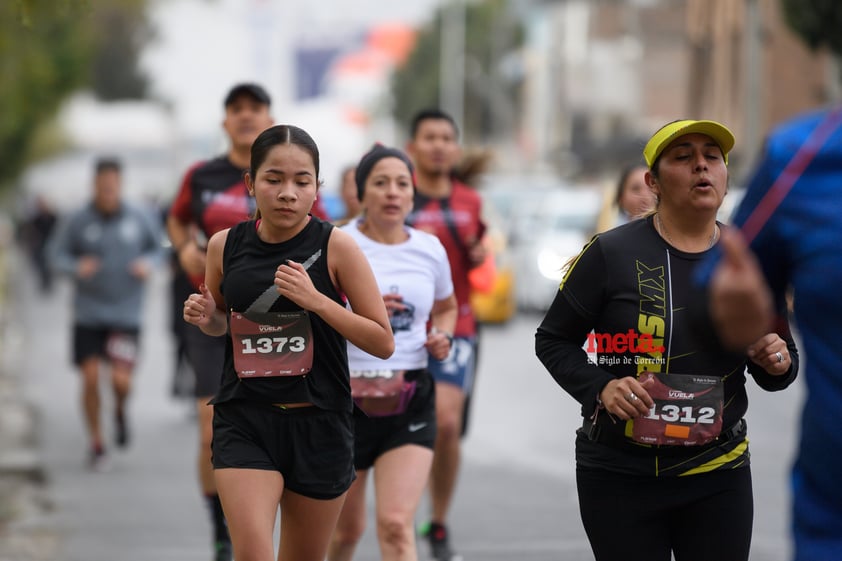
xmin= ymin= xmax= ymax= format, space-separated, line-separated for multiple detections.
xmin=625 ymin=392 xmax=639 ymax=403
xmin=775 ymin=351 xmax=784 ymax=363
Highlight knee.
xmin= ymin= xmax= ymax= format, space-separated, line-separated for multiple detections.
xmin=436 ymin=410 xmax=461 ymax=442
xmin=111 ymin=369 xmax=132 ymax=394
xmin=333 ymin=517 xmax=366 ymax=547
xmin=377 ymin=514 xmax=412 ymax=554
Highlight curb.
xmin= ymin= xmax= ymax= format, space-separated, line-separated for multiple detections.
xmin=0 ymin=215 xmax=58 ymax=561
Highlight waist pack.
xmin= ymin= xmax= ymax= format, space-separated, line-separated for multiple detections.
xmin=350 ymin=369 xmax=416 ymax=417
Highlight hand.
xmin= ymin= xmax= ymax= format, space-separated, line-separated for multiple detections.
xmin=383 ymin=293 xmax=408 ymax=318
xmin=275 ymin=260 xmax=319 ymax=310
xmin=599 ymin=376 xmax=655 ymax=421
xmin=710 ymin=228 xmax=773 ymax=351
xmin=128 ymin=259 xmax=151 ymax=280
xmin=425 ymin=328 xmax=452 ymax=361
xmin=467 ymin=236 xmax=487 ymax=268
xmin=76 ymin=256 xmax=100 ymax=279
xmin=183 ymin=283 xmax=216 ymax=327
xmin=747 ymin=333 xmax=790 ymax=375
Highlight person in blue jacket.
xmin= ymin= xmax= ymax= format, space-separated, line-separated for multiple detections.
xmin=706 ymin=104 xmax=842 ymax=561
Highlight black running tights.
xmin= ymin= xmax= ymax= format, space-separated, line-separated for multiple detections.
xmin=576 ymin=467 xmax=753 ymax=561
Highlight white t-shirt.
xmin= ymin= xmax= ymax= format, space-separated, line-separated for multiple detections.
xmin=342 ymin=218 xmax=454 ymax=370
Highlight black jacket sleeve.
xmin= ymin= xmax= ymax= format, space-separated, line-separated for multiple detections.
xmin=535 ymin=294 xmax=616 ymax=419
xmin=534 ymin=237 xmax=618 ymax=419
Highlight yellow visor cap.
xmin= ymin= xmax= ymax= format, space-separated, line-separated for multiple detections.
xmin=643 ymin=119 xmax=735 ymax=167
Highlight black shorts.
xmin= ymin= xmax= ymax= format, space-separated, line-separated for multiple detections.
xmin=353 ymin=370 xmax=436 ymax=470
xmin=183 ymin=323 xmax=226 ymax=397
xmin=73 ymin=325 xmax=140 ymax=367
xmin=211 ymin=399 xmax=355 ymax=500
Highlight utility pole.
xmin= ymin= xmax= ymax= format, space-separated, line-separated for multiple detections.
xmin=743 ymin=0 xmax=763 ymax=175
xmin=440 ymin=0 xmax=466 ymax=130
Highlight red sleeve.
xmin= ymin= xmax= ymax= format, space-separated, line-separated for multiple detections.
xmin=453 ymin=181 xmax=486 ymax=242
xmin=169 ymin=162 xmax=203 ymax=222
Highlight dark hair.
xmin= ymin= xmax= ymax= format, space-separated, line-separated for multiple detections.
xmin=409 ymin=108 xmax=459 ymax=140
xmin=224 ymin=83 xmax=271 ymax=108
xmin=250 ymin=125 xmax=319 ymax=178
xmin=614 ymin=162 xmax=648 ymax=206
xmin=95 ymin=157 xmax=121 ymax=175
xmin=354 ymin=143 xmax=414 ymax=201
xmin=249 ymin=125 xmax=320 ymax=219
xmin=649 ymin=159 xmax=662 ymax=180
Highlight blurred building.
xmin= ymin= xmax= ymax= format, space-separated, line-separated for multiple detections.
xmin=519 ymin=0 xmax=835 ymax=180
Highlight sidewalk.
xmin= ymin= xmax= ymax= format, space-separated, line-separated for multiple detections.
xmin=0 ymin=224 xmax=59 ymax=560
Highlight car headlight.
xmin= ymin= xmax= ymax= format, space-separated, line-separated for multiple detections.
xmin=537 ymin=247 xmax=567 ymax=281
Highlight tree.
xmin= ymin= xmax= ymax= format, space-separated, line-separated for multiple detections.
xmin=88 ymin=4 xmax=153 ymax=101
xmin=781 ymin=0 xmax=842 ymax=57
xmin=0 ymin=0 xmax=151 ymax=189
xmin=390 ymin=0 xmax=524 ymax=144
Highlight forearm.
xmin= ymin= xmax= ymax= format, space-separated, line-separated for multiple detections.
xmin=46 ymin=234 xmax=78 ymax=276
xmin=139 ymin=245 xmax=164 ymax=269
xmin=535 ymin=327 xmax=615 ymax=418
xmin=312 ymin=293 xmax=394 ymax=359
xmin=535 ymin=289 xmax=616 ymax=416
xmin=52 ymin=252 xmax=79 ymax=276
xmin=166 ymin=214 xmax=192 ymax=253
xmin=429 ymin=297 xmax=457 ymax=336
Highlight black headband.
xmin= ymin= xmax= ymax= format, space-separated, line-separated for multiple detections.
xmin=354 ymin=144 xmax=414 ymax=201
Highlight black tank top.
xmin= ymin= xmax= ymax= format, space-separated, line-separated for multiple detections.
xmin=210 ymin=217 xmax=351 ymax=411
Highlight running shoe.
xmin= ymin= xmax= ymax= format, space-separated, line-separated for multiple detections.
xmin=88 ymin=447 xmax=110 ymax=472
xmin=214 ymin=540 xmax=233 ymax=561
xmin=420 ymin=521 xmax=462 ymax=561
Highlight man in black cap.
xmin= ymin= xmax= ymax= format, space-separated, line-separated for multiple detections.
xmin=167 ymin=82 xmax=273 ymax=561
xmin=222 ymin=82 xmax=271 ymax=107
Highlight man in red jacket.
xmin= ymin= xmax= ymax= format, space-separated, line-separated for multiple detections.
xmin=406 ymin=108 xmax=487 ymax=561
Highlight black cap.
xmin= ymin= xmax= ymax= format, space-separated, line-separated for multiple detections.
xmin=223 ymin=83 xmax=271 ymax=107
xmin=354 ymin=143 xmax=415 ymax=202
xmin=95 ymin=156 xmax=122 ymax=174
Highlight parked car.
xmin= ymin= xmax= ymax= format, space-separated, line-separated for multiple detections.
xmin=480 ymin=175 xmax=602 ymax=314
xmin=510 ymin=189 xmax=601 ymax=313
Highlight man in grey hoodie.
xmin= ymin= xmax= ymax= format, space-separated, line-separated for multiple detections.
xmin=49 ymin=157 xmax=162 ymax=470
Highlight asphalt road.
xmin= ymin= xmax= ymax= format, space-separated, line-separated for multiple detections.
xmin=14 ymin=255 xmax=801 ymax=561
